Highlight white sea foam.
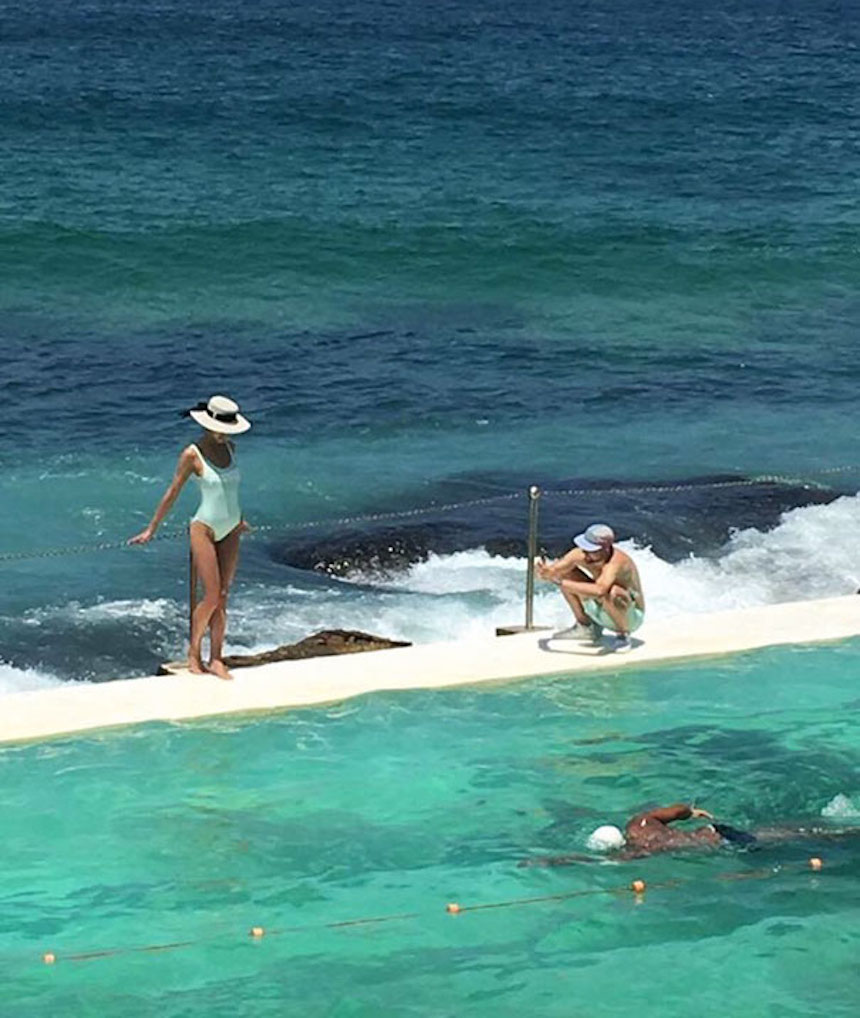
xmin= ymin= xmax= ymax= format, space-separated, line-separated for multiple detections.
xmin=639 ymin=493 xmax=860 ymax=617
xmin=24 ymin=597 xmax=178 ymax=625
xmin=76 ymin=598 xmax=177 ymax=622
xmin=298 ymin=494 xmax=860 ymax=643
xmin=821 ymin=793 xmax=860 ymax=820
xmin=0 ymin=661 xmax=63 ymax=695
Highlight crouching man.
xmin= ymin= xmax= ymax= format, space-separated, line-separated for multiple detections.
xmin=536 ymin=523 xmax=644 ymax=652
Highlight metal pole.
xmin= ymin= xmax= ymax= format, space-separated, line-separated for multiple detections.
xmin=188 ymin=550 xmax=198 ymax=647
xmin=525 ymin=484 xmax=541 ymax=630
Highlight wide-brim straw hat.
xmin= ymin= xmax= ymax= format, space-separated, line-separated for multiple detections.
xmin=189 ymin=395 xmax=251 ymax=435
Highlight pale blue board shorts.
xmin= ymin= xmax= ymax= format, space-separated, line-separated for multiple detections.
xmin=583 ymin=595 xmax=645 ymax=634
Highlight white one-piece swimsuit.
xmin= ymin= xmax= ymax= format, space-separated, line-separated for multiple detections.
xmin=190 ymin=444 xmax=242 ymax=542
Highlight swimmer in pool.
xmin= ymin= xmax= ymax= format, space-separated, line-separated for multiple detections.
xmin=521 ymin=802 xmax=858 ymax=866
xmin=521 ymin=803 xmax=722 ymax=866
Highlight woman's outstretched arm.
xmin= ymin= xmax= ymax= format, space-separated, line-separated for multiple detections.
xmin=128 ymin=447 xmax=198 ymax=544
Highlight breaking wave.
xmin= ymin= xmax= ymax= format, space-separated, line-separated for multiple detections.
xmin=0 ymin=661 xmax=64 ymax=695
xmin=2 ymin=494 xmax=860 ymax=688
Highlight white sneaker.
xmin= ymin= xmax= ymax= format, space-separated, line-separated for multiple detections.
xmin=553 ymin=624 xmax=586 ymax=640
xmin=612 ymin=635 xmax=633 ymax=654
xmin=554 ymin=623 xmax=603 ymax=643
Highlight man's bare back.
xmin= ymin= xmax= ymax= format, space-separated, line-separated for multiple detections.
xmin=623 ymin=803 xmax=721 ymax=857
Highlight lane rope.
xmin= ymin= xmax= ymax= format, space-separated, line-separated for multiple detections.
xmin=33 ymin=856 xmax=827 ymax=967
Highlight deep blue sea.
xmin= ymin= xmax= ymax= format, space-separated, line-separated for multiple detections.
xmin=3 ymin=0 xmax=860 ymax=687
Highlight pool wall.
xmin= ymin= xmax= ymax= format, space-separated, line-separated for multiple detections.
xmin=2 ymin=594 xmax=858 ymax=745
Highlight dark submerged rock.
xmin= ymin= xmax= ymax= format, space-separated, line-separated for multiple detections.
xmin=270 ymin=475 xmax=840 ymax=577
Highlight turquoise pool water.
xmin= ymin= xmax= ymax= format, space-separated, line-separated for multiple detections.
xmin=4 ymin=641 xmax=859 ymax=1016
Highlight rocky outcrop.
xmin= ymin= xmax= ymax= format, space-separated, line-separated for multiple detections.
xmin=269 ymin=475 xmax=839 ymax=576
xmin=222 ymin=629 xmax=411 ymax=669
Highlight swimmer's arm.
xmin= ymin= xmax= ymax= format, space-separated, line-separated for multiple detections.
xmin=643 ymin=804 xmax=712 ymax=825
xmin=129 ymin=447 xmax=198 ymax=544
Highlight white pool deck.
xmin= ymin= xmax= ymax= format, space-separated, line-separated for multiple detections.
xmin=2 ymin=594 xmax=858 ymax=746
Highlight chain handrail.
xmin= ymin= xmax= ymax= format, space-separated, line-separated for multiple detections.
xmin=544 ymin=473 xmax=802 ymax=498
xmin=0 ymin=492 xmax=524 ymax=564
xmin=1 ymin=465 xmax=857 ymax=565
xmin=252 ymin=491 xmax=524 ymax=535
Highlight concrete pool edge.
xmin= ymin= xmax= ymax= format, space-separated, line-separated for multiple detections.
xmin=2 ymin=594 xmax=858 ymax=746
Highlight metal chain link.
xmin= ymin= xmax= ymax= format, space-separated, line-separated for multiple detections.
xmin=0 ymin=529 xmax=189 ymax=564
xmin=544 ymin=473 xmax=799 ymax=498
xmin=1 ymin=465 xmax=857 ymax=565
xmin=0 ymin=493 xmax=524 ymax=564
xmin=544 ymin=465 xmax=860 ymax=499
xmin=251 ymin=491 xmax=524 ymax=536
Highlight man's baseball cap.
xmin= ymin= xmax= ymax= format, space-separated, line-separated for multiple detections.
xmin=573 ymin=523 xmax=615 ymax=552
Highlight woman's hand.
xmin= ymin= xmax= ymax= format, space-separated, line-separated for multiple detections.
xmin=691 ymin=807 xmax=714 ymax=820
xmin=128 ymin=526 xmax=155 ymax=546
xmin=238 ymin=520 xmax=254 ymax=535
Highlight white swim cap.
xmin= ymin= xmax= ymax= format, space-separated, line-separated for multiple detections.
xmin=587 ymin=825 xmax=626 ymax=852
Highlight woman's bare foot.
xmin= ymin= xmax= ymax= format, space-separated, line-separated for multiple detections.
xmin=187 ymin=654 xmax=208 ymax=675
xmin=207 ymin=658 xmax=234 ymax=681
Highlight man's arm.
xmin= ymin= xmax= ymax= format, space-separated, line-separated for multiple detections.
xmin=558 ymin=555 xmax=622 ymax=598
xmin=536 ymin=547 xmax=586 ymax=583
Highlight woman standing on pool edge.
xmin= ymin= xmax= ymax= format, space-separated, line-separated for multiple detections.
xmin=129 ymin=395 xmax=251 ymax=680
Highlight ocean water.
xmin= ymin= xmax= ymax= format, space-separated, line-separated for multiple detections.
xmin=2 ymin=643 xmax=859 ymax=1016
xmin=3 ymin=0 xmax=860 ymax=688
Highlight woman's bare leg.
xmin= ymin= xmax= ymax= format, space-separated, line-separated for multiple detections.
xmin=188 ymin=523 xmax=222 ymax=674
xmin=208 ymin=525 xmax=242 ymax=680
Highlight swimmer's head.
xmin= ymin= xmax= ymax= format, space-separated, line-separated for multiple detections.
xmin=587 ymin=824 xmax=626 ymax=852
